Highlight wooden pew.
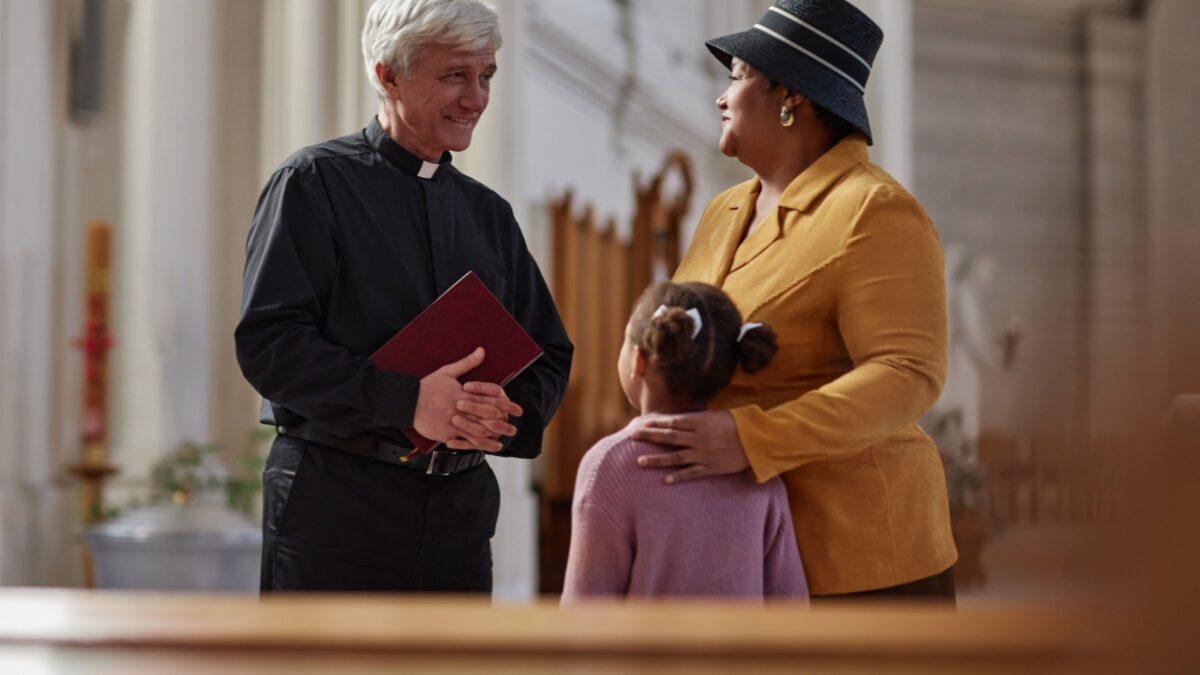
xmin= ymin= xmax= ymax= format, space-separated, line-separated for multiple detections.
xmin=0 ymin=589 xmax=1133 ymax=674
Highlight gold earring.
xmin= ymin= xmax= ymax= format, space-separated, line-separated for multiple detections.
xmin=779 ymin=106 xmax=794 ymax=127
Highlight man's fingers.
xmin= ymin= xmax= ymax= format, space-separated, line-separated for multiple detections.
xmin=665 ymin=465 xmax=709 ymax=484
xmin=458 ymin=396 xmax=523 ymax=418
xmin=451 ymin=414 xmax=496 ymax=440
xmin=459 ymin=412 xmax=517 ymax=437
xmin=463 ymin=381 xmax=504 ymax=397
xmin=444 ymin=435 xmax=501 ymax=452
xmin=636 ymin=450 xmax=697 ymax=468
xmin=437 ymin=347 xmax=485 ymax=378
xmin=456 ymin=399 xmax=505 ymax=420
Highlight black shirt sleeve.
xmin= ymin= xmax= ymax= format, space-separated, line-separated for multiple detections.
xmin=495 ymin=203 xmax=574 ymax=459
xmin=234 ymin=164 xmax=420 ymax=439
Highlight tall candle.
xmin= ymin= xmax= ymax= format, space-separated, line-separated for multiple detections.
xmin=86 ymin=220 xmax=110 ymax=293
xmin=78 ymin=220 xmax=113 ymax=451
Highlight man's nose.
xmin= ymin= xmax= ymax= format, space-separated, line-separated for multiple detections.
xmin=462 ymin=82 xmax=487 ymax=112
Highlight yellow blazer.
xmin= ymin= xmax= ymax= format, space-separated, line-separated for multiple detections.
xmin=675 ymin=134 xmax=957 ymax=594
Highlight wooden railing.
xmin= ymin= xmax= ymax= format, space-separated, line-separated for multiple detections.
xmin=0 ymin=589 xmax=1133 ymax=674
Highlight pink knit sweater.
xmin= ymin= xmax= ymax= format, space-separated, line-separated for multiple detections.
xmin=561 ymin=418 xmax=808 ymax=601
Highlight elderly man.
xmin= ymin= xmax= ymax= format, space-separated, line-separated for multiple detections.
xmin=235 ymin=0 xmax=572 ymax=594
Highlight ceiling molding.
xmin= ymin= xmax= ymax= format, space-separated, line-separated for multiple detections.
xmin=523 ymin=8 xmax=716 ymax=154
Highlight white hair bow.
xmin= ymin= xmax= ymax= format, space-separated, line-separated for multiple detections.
xmin=737 ymin=322 xmax=763 ymax=342
xmin=652 ymin=304 xmax=703 ymax=339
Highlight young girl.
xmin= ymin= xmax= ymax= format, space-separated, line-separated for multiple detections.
xmin=561 ymin=281 xmax=807 ymax=601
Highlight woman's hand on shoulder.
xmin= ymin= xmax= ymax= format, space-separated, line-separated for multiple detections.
xmin=631 ymin=410 xmax=749 ymax=484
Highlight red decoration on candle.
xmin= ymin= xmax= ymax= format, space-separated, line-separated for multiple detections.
xmin=71 ymin=221 xmax=114 ymax=445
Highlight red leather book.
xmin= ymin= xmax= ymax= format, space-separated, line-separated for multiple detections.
xmin=370 ymin=271 xmax=543 ymax=454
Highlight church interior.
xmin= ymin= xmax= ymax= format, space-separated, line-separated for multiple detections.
xmin=1 ymin=0 xmax=1198 ymax=672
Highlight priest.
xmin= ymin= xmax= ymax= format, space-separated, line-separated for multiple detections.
xmin=235 ymin=0 xmax=572 ymax=594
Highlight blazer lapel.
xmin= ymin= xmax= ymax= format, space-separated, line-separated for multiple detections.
xmin=728 ymin=212 xmax=782 ymax=274
xmin=678 ymin=180 xmax=758 ymax=287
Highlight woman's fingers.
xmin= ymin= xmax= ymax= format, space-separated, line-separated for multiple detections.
xmin=665 ymin=464 xmax=710 ymax=484
xmin=638 ymin=414 xmax=695 ymax=431
xmin=630 ymin=426 xmax=694 ymax=447
xmin=634 ymin=411 xmax=747 ymax=481
xmin=636 ymin=450 xmax=698 ymax=468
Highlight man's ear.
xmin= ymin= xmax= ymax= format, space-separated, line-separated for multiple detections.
xmin=375 ymin=62 xmax=401 ymax=98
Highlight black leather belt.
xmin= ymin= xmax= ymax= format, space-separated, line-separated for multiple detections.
xmin=277 ymin=422 xmax=486 ymax=476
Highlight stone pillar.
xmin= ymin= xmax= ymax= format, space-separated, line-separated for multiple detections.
xmin=213 ymin=1 xmax=266 ymax=459
xmin=850 ymin=0 xmax=914 ymax=187
xmin=0 ymin=0 xmax=67 ymax=584
xmin=260 ymin=0 xmax=342 ymax=170
xmin=1084 ymin=15 xmax=1149 ymax=442
xmin=112 ymin=0 xmax=221 ymax=476
xmin=913 ymin=1 xmax=1090 ymax=439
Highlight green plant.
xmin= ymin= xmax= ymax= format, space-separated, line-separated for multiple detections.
xmin=142 ymin=430 xmax=272 ymax=516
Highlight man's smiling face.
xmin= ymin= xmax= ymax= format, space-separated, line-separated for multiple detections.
xmin=387 ymin=43 xmax=496 ymax=159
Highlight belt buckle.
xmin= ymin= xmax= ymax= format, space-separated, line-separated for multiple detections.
xmin=426 ymin=449 xmax=454 ymax=476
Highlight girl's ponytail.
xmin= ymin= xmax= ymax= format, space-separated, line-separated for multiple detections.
xmin=736 ymin=323 xmax=778 ymax=375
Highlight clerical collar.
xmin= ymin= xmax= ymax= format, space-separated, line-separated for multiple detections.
xmin=365 ymin=117 xmax=452 ymax=180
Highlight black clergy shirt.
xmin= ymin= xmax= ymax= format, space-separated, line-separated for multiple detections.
xmin=235 ymin=117 xmax=573 ymax=458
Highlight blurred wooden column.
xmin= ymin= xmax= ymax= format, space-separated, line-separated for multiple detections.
xmin=539 ymin=153 xmax=694 ymax=594
xmin=1146 ymin=0 xmax=1200 ymax=405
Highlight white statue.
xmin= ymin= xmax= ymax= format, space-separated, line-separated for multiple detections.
xmin=929 ymin=243 xmax=1010 ymax=448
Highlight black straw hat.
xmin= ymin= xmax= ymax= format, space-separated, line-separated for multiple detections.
xmin=706 ymin=0 xmax=883 ymax=145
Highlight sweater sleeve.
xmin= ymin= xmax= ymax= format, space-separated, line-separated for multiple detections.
xmin=561 ymin=446 xmax=633 ymax=602
xmin=561 ymin=501 xmax=633 ymax=602
xmin=763 ymin=487 xmax=809 ymax=599
xmin=734 ymin=187 xmax=948 ymax=481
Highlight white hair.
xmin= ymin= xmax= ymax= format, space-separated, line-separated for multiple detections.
xmin=362 ymin=0 xmax=502 ymax=98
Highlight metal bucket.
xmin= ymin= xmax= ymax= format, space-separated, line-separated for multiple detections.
xmin=85 ymin=502 xmax=261 ymax=593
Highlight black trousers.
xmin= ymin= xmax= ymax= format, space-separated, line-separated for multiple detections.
xmin=811 ymin=566 xmax=957 ymax=605
xmin=259 ymin=434 xmax=500 ymax=593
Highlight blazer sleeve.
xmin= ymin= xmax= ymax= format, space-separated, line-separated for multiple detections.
xmin=732 ymin=187 xmax=948 ymax=481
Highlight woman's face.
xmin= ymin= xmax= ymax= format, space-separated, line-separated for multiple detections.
xmin=716 ymin=58 xmax=779 ymax=159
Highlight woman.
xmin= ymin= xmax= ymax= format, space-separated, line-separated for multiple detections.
xmin=633 ymin=0 xmax=957 ymax=600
